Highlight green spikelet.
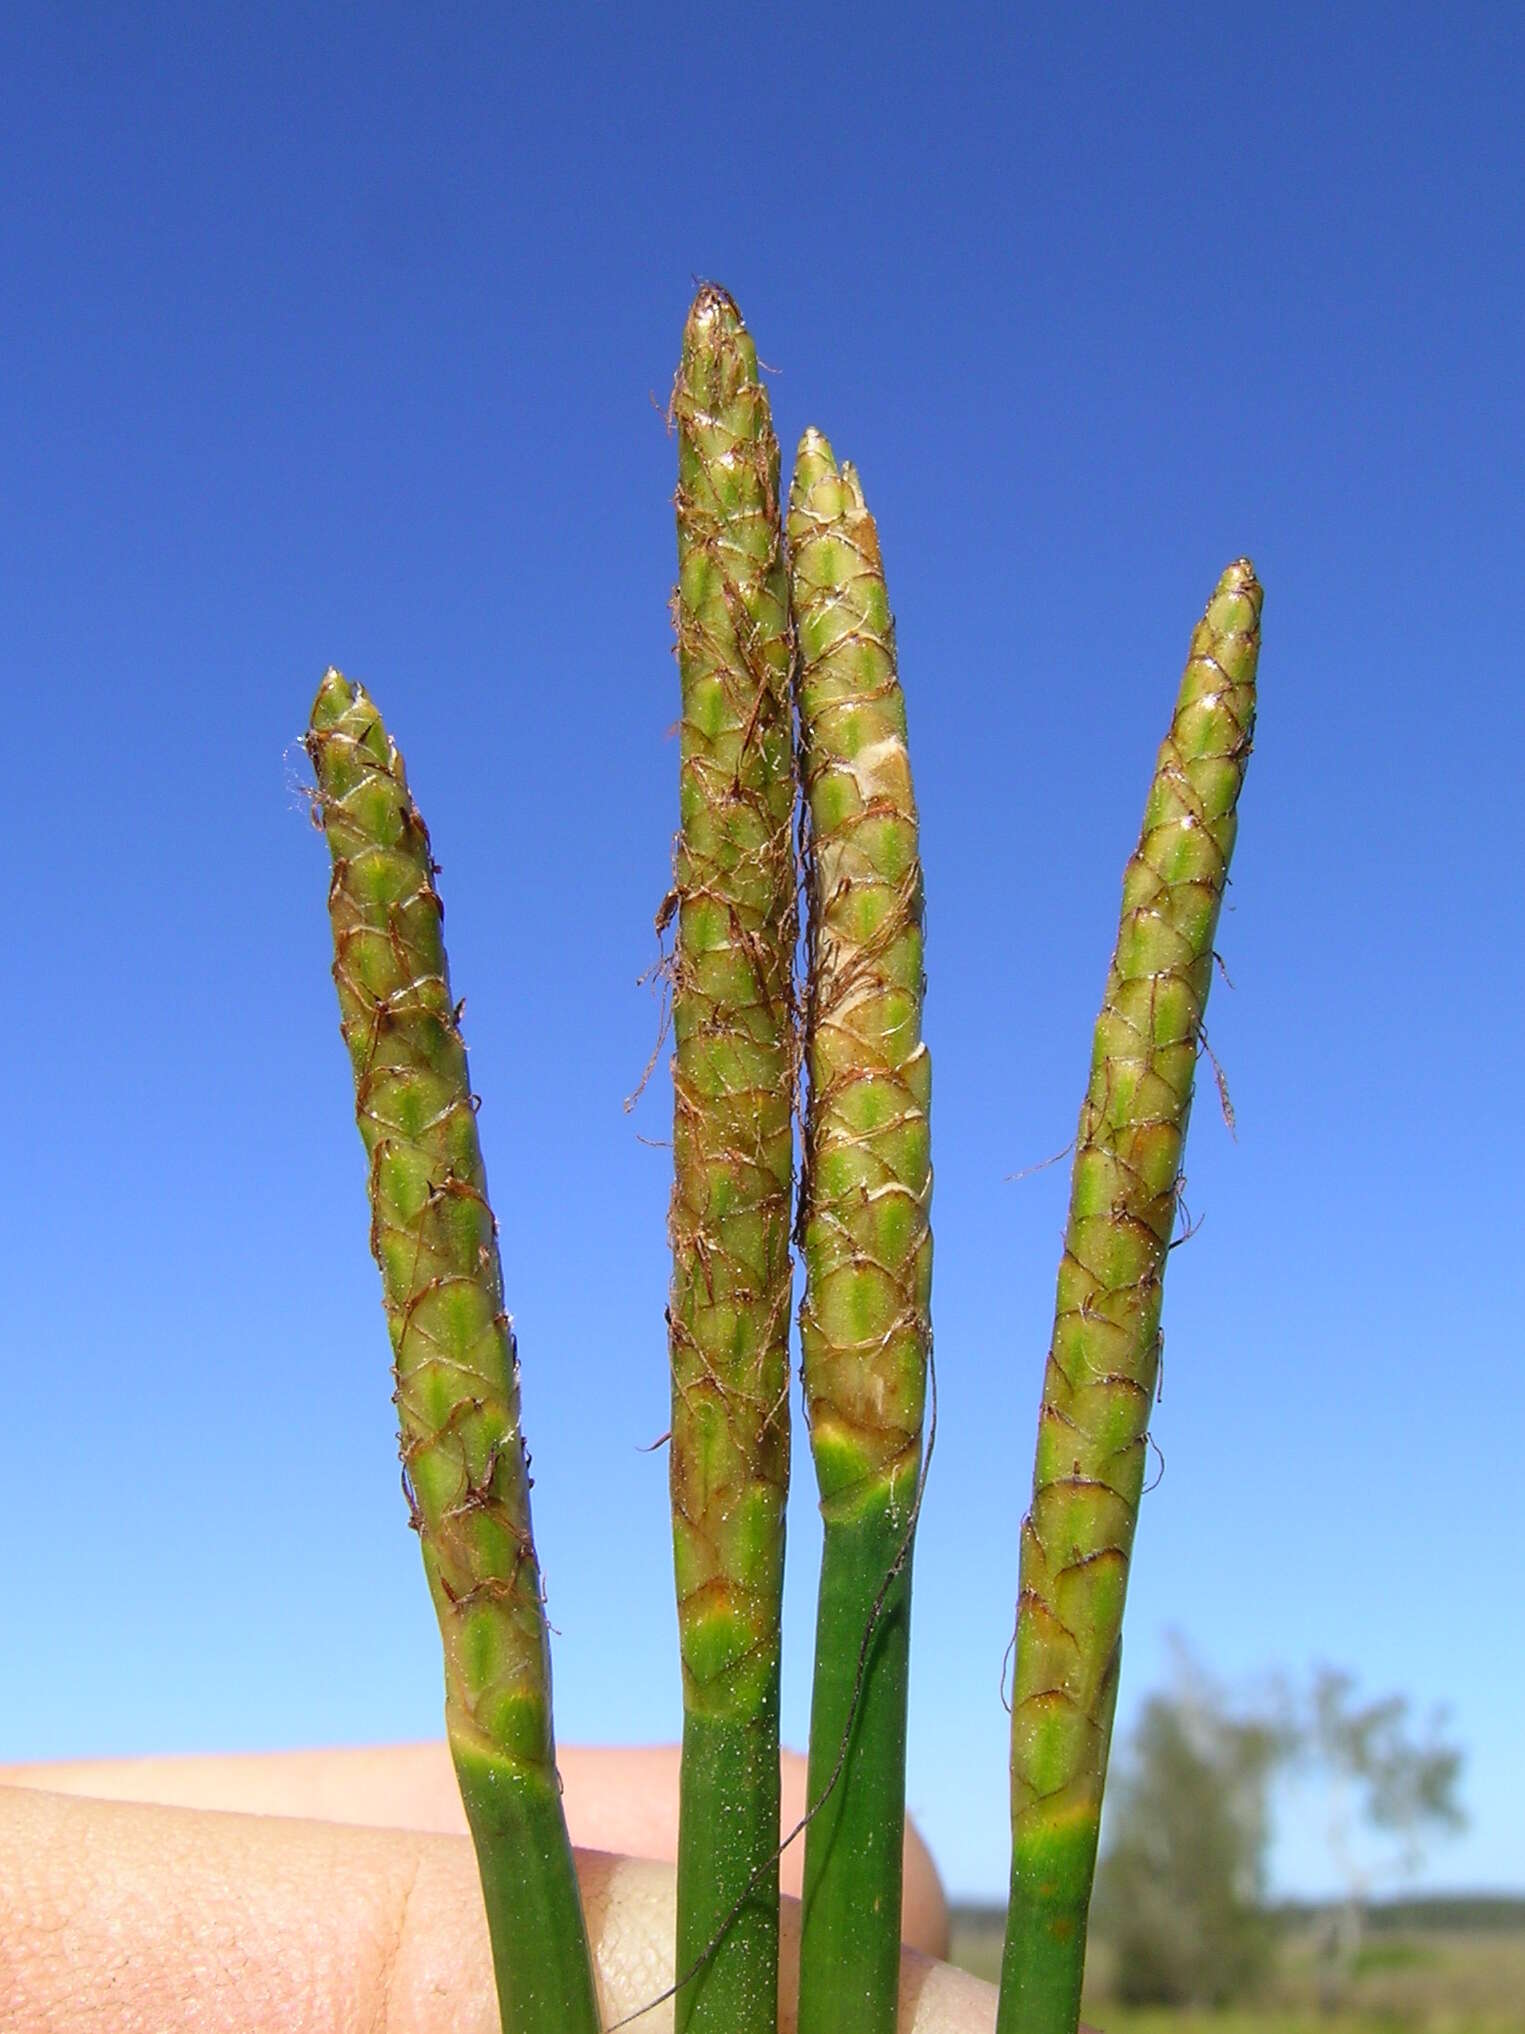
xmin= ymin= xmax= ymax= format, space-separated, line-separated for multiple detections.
xmin=667 ymin=287 xmax=796 ymax=2034
xmin=789 ymin=430 xmax=932 ymax=2034
xmin=999 ymin=562 xmax=1262 ymax=2034
xmin=306 ymin=672 xmax=599 ymax=2034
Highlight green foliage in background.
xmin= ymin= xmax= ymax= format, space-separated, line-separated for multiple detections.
xmin=1094 ymin=1670 xmax=1284 ymax=2004
xmin=1288 ymin=1667 xmax=1466 ymax=2009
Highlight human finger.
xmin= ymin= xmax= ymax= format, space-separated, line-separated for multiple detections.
xmin=0 ymin=1783 xmax=991 ymax=2032
xmin=0 ymin=1743 xmax=951 ymax=1960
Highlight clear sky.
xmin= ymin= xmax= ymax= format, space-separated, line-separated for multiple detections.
xmin=6 ymin=5 xmax=1521 ymax=1903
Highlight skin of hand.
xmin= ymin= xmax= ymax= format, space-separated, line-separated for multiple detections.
xmin=0 ymin=1745 xmax=997 ymax=2033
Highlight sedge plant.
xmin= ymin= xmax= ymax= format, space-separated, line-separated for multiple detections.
xmin=789 ymin=429 xmax=932 ymax=2034
xmin=306 ymin=282 xmax=1261 ymax=2034
xmin=665 ymin=284 xmax=797 ymax=2034
xmin=306 ymin=673 xmax=601 ymax=2034
xmin=997 ymin=560 xmax=1262 ymax=2034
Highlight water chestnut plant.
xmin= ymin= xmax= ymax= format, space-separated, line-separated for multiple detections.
xmin=307 ymin=283 xmax=1260 ymax=2034
xmin=306 ymin=672 xmax=601 ymax=2034
xmin=998 ymin=561 xmax=1261 ymax=2034
xmin=790 ymin=428 xmax=932 ymax=2034
xmin=666 ymin=283 xmax=797 ymax=2034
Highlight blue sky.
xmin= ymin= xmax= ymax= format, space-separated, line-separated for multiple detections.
xmin=5 ymin=5 xmax=1521 ymax=1901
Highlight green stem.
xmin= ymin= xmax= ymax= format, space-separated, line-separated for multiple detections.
xmin=789 ymin=431 xmax=932 ymax=2034
xmin=673 ymin=1710 xmax=784 ymax=2032
xmin=455 ymin=1746 xmax=605 ymax=2028
xmin=998 ymin=561 xmax=1262 ymax=2034
xmin=799 ymin=1507 xmax=915 ymax=2031
xmin=307 ymin=673 xmax=599 ymax=2034
xmin=667 ymin=286 xmax=795 ymax=2034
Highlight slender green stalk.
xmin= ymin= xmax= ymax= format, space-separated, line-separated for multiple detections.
xmin=788 ymin=431 xmax=932 ymax=2034
xmin=667 ymin=286 xmax=795 ymax=2034
xmin=306 ymin=672 xmax=600 ymax=2034
xmin=998 ymin=562 xmax=1262 ymax=2034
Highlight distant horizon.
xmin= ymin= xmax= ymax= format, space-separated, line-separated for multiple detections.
xmin=944 ymin=1888 xmax=1525 ymax=1916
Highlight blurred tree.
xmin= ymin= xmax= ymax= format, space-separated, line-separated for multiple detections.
xmin=1092 ymin=1656 xmax=1286 ymax=2004
xmin=1291 ymin=1667 xmax=1466 ymax=2004
xmin=1090 ymin=1657 xmax=1467 ymax=2010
